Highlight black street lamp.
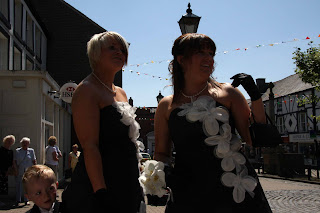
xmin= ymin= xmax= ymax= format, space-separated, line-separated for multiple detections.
xmin=156 ymin=91 xmax=164 ymax=104
xmin=178 ymin=3 xmax=201 ymax=34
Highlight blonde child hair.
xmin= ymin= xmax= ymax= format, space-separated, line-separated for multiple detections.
xmin=22 ymin=165 xmax=57 ymax=193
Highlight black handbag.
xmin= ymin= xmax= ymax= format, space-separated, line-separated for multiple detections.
xmin=249 ymin=112 xmax=282 ymax=147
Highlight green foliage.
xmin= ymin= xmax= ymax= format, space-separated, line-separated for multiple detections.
xmin=293 ymin=41 xmax=320 ymax=90
xmin=293 ymin=41 xmax=320 ymax=122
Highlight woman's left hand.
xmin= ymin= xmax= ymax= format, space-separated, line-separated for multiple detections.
xmin=230 ymin=73 xmax=261 ymax=101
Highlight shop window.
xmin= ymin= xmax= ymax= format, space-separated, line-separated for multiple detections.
xmin=13 ymin=45 xmax=22 ymax=70
xmin=14 ymin=0 xmax=23 ymax=38
xmin=0 ymin=32 xmax=9 ymax=70
xmin=298 ymin=112 xmax=307 ymax=132
xmin=26 ymin=14 xmax=34 ymax=51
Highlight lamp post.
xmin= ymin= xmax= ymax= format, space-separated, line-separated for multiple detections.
xmin=178 ymin=3 xmax=201 ymax=34
xmin=156 ymin=91 xmax=164 ymax=104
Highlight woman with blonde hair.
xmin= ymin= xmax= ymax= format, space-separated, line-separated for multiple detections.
xmin=14 ymin=137 xmax=36 ymax=206
xmin=62 ymin=31 xmax=145 ymax=213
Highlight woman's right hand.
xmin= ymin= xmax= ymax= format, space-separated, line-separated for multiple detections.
xmin=93 ymin=188 xmax=115 ymax=211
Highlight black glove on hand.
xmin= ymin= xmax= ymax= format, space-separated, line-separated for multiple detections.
xmin=230 ymin=73 xmax=261 ymax=101
xmin=93 ymin=188 xmax=115 ymax=211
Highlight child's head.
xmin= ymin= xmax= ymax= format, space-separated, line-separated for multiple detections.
xmin=23 ymin=165 xmax=58 ymax=210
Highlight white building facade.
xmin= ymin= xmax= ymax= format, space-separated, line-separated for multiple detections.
xmin=0 ymin=0 xmax=72 ymax=198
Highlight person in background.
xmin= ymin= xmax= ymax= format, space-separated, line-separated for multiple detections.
xmin=14 ymin=137 xmax=37 ymax=207
xmin=152 ymin=33 xmax=271 ymax=212
xmin=0 ymin=135 xmax=15 ymax=198
xmin=68 ymin=144 xmax=80 ymax=172
xmin=62 ymin=31 xmax=145 ymax=213
xmin=45 ymin=136 xmax=62 ymax=177
xmin=23 ymin=165 xmax=62 ymax=213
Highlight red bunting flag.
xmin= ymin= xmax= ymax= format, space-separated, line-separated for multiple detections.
xmin=306 ymin=37 xmax=310 ymax=39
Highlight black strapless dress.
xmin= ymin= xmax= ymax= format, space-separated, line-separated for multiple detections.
xmin=165 ymin=96 xmax=272 ymax=213
xmin=62 ymin=103 xmax=143 ymax=213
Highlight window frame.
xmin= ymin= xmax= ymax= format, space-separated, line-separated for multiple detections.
xmin=0 ymin=29 xmax=10 ymax=70
xmin=13 ymin=43 xmax=22 ymax=70
xmin=298 ymin=112 xmax=307 ymax=132
xmin=0 ymin=0 xmax=10 ymax=28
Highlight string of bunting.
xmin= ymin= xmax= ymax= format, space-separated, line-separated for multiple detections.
xmin=123 ymin=34 xmax=320 ymax=80
xmin=274 ymin=94 xmax=313 ymax=103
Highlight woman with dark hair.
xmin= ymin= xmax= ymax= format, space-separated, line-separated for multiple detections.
xmin=0 ymin=135 xmax=15 ymax=196
xmin=148 ymin=33 xmax=271 ymax=212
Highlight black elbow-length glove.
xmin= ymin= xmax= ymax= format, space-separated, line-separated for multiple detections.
xmin=230 ymin=73 xmax=261 ymax=101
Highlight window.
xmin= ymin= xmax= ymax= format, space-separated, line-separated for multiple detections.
xmin=277 ymin=101 xmax=282 ymax=112
xmin=298 ymin=112 xmax=307 ymax=132
xmin=277 ymin=116 xmax=285 ymax=134
xmin=35 ymin=26 xmax=41 ymax=59
xmin=13 ymin=45 xmax=22 ymax=70
xmin=0 ymin=32 xmax=9 ymax=70
xmin=0 ymin=0 xmax=9 ymax=21
xmin=26 ymin=14 xmax=34 ymax=51
xmin=26 ymin=56 xmax=33 ymax=70
xmin=14 ymin=0 xmax=23 ymax=38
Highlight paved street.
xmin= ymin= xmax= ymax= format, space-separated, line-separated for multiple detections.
xmin=2 ymin=177 xmax=320 ymax=213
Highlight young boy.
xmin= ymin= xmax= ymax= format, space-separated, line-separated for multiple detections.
xmin=22 ymin=165 xmax=62 ymax=213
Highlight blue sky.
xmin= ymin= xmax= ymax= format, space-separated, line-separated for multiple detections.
xmin=65 ymin=0 xmax=320 ymax=107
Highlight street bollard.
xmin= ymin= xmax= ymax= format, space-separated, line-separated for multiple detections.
xmin=307 ymin=166 xmax=311 ymax=180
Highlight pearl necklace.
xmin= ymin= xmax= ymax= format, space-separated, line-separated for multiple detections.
xmin=181 ymin=83 xmax=208 ymax=102
xmin=92 ymin=72 xmax=116 ymax=94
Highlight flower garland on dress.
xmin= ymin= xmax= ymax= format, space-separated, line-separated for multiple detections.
xmin=177 ymin=96 xmax=257 ymax=203
xmin=112 ymin=102 xmax=145 ymax=166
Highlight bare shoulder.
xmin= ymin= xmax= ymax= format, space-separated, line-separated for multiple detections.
xmin=72 ymin=77 xmax=99 ymax=108
xmin=114 ymin=86 xmax=128 ymax=100
xmin=157 ymin=95 xmax=173 ymax=120
xmin=220 ymin=82 xmax=245 ymax=100
xmin=213 ymin=82 xmax=246 ymax=109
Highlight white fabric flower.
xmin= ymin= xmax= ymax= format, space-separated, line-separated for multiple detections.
xmin=204 ymin=123 xmax=232 ymax=154
xmin=178 ymin=96 xmax=229 ymax=136
xmin=203 ymin=107 xmax=229 ymax=136
xmin=221 ymin=168 xmax=257 ymax=203
xmin=139 ymin=160 xmax=167 ymax=197
xmin=113 ymin=102 xmax=141 ymax=141
xmin=112 ymin=102 xmax=142 ymax=164
xmin=215 ymin=135 xmax=246 ymax=172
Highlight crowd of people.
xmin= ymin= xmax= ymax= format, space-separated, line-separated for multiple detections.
xmin=0 ymin=31 xmax=280 ymax=213
xmin=0 ymin=134 xmax=80 ymax=211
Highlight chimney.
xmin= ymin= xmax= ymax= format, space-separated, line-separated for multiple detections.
xmin=129 ymin=97 xmax=133 ymax=106
xmin=256 ymin=78 xmax=269 ymax=94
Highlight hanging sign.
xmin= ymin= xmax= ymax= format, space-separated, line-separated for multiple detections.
xmin=59 ymin=82 xmax=78 ymax=103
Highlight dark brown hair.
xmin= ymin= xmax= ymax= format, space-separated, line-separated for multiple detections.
xmin=169 ymin=33 xmax=220 ymax=103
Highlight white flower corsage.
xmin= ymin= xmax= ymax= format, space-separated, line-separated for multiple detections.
xmin=221 ymin=168 xmax=257 ymax=203
xmin=138 ymin=160 xmax=167 ymax=197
